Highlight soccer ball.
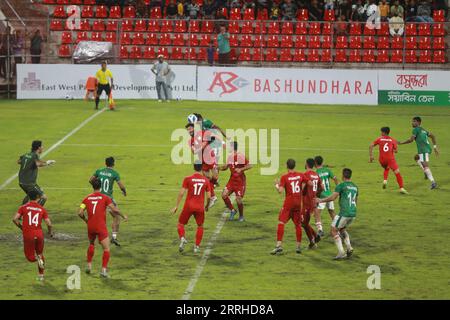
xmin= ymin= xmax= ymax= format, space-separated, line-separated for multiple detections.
xmin=187 ymin=114 xmax=198 ymax=124
xmin=65 ymin=95 xmax=73 ymax=100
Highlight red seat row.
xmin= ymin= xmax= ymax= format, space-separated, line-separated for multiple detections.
xmin=52 ymin=5 xmax=162 ymax=19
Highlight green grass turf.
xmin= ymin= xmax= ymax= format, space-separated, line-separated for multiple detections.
xmin=0 ymin=99 xmax=449 ymax=300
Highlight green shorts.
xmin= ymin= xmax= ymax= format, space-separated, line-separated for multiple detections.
xmin=418 ymin=153 xmax=430 ymax=162
xmin=19 ymin=183 xmax=44 ymax=197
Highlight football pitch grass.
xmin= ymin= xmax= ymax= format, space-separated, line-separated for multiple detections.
xmin=0 ymin=99 xmax=449 ymax=300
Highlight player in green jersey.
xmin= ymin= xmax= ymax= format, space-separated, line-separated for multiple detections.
xmin=399 ymin=116 xmax=439 ymax=189
xmin=89 ymin=157 xmax=127 ymax=246
xmin=316 ymin=168 xmax=357 ymax=260
xmin=314 ymin=156 xmax=339 ymax=238
xmin=17 ymin=140 xmax=56 ymax=206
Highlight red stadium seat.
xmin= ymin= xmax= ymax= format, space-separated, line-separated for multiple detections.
xmin=84 ymin=0 xmax=96 ymax=4
xmin=201 ymin=21 xmax=214 ymax=33
xmin=134 ymin=19 xmax=147 ymax=32
xmin=58 ymin=45 xmax=71 ymax=57
xmin=240 ymin=35 xmax=253 ymax=47
xmin=255 ymin=21 xmax=267 ymax=34
xmin=218 ymin=7 xmax=228 ymax=19
xmin=76 ymin=31 xmax=88 ymax=43
xmin=348 ymin=49 xmax=361 ymax=62
xmin=171 ymin=47 xmax=183 ymax=60
xmin=349 ymin=22 xmax=362 ymax=35
xmin=418 ymin=37 xmax=431 ymax=50
xmin=257 ymin=9 xmax=268 ymax=21
xmin=239 ymin=48 xmax=251 ymax=61
xmin=349 ymin=36 xmax=362 ymax=49
xmin=433 ymin=10 xmax=445 ymax=22
xmin=391 ymin=36 xmax=403 ymax=49
xmin=295 ymin=22 xmax=307 ymax=35
xmin=198 ymin=48 xmax=207 ymax=61
xmin=120 ymin=46 xmax=128 ymax=59
xmin=148 ymin=20 xmax=159 ymax=32
xmin=265 ymin=48 xmax=278 ymax=61
xmin=322 ymin=23 xmax=332 ymax=35
xmin=172 ymin=34 xmax=185 ymax=46
xmin=146 ymin=33 xmax=158 ymax=46
xmin=188 ymin=34 xmax=199 ymax=46
xmin=307 ymin=49 xmax=320 ymax=62
xmin=363 ymin=36 xmax=375 ymax=49
xmin=230 ymin=8 xmax=241 ymax=20
xmin=322 ymin=35 xmax=332 ymax=48
xmin=433 ymin=50 xmax=446 ymax=63
xmin=123 ymin=6 xmax=136 ymax=18
xmin=129 ymin=46 xmax=142 ymax=59
xmin=253 ymin=35 xmax=264 ymax=47
xmin=432 ymin=23 xmax=445 ymax=36
xmin=280 ymin=48 xmax=292 ymax=62
xmin=267 ymin=22 xmax=280 ymax=34
xmin=433 ymin=37 xmax=446 ymax=50
xmin=406 ymin=37 xmax=417 ymax=49
xmin=91 ymin=32 xmax=103 ymax=42
xmin=70 ymin=0 xmax=82 ymax=3
xmin=297 ymin=9 xmax=308 ymax=21
xmin=267 ymin=35 xmax=279 ymax=47
xmin=281 ymin=35 xmax=293 ymax=48
xmin=308 ymin=36 xmax=320 ymax=49
xmin=295 ymin=35 xmax=307 ymax=48
xmin=390 ymin=49 xmax=403 ymax=63
xmin=185 ymin=48 xmax=197 ymax=61
xmin=321 ymin=49 xmax=332 ymax=62
xmin=334 ymin=49 xmax=347 ymax=62
xmin=199 ymin=34 xmax=212 ymax=46
xmin=228 ymin=21 xmax=240 ymax=33
xmin=105 ymin=32 xmax=117 ymax=44
xmin=229 ymin=34 xmax=239 ymax=47
xmin=120 ymin=33 xmax=132 ymax=45
xmin=53 ymin=6 xmax=66 ymax=18
xmin=243 ymin=8 xmax=255 ymax=20
xmin=132 ymin=33 xmax=145 ymax=45
xmin=50 ymin=20 xmax=64 ymax=31
xmin=281 ymin=22 xmax=294 ymax=35
xmin=377 ymin=36 xmax=389 ymax=49
xmin=418 ymin=23 xmax=431 ymax=36
xmin=81 ymin=6 xmax=94 ymax=18
xmin=95 ymin=5 xmax=108 ymax=18
xmin=309 ymin=22 xmax=321 ymax=35
xmin=293 ymin=48 xmax=306 ymax=62
xmin=61 ymin=31 xmax=73 ymax=44
xmin=150 ymin=7 xmax=162 ymax=19
xmin=79 ymin=19 xmax=91 ymax=31
xmin=252 ymin=48 xmax=262 ymax=61
xmin=105 ymin=20 xmax=118 ymax=31
xmin=241 ymin=21 xmax=253 ymax=34
xmin=109 ymin=6 xmax=121 ymax=19
xmin=376 ymin=49 xmax=389 ymax=63
xmin=92 ymin=20 xmax=105 ymax=31
xmin=189 ymin=20 xmax=200 ymax=33
xmin=405 ymin=23 xmax=417 ymax=36
xmin=158 ymin=47 xmax=169 ymax=59
xmin=143 ymin=47 xmax=156 ymax=59
xmin=363 ymin=24 xmax=376 ymax=35
xmin=362 ymin=49 xmax=375 ymax=63
xmin=161 ymin=20 xmax=173 ymax=33
xmin=377 ymin=22 xmax=389 ymax=35
xmin=418 ymin=50 xmax=432 ymax=63
xmin=121 ymin=20 xmax=134 ymax=32
xmin=323 ymin=9 xmax=335 ymax=21
xmin=405 ymin=50 xmax=417 ymax=63
xmin=174 ymin=20 xmax=187 ymax=33
xmin=335 ymin=36 xmax=348 ymax=48
xmin=159 ymin=33 xmax=171 ymax=46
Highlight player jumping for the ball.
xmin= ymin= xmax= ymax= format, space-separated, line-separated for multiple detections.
xmin=13 ymin=190 xmax=53 ymax=281
xmin=398 ymin=116 xmax=439 ymax=189
xmin=171 ymin=162 xmax=211 ymax=254
xmin=219 ymin=141 xmax=252 ymax=222
xmin=90 ymin=157 xmax=127 ymax=246
xmin=369 ymin=126 xmax=408 ymax=194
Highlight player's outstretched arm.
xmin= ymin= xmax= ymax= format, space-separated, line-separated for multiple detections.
xmin=44 ymin=218 xmax=53 ymax=237
xmin=274 ymin=178 xmax=284 ymax=193
xmin=78 ymin=206 xmax=88 ymax=224
xmin=12 ymin=213 xmax=22 ymax=230
xmin=332 ymin=176 xmax=339 ymax=185
xmin=429 ymin=132 xmax=439 ymax=156
xmin=316 ymin=192 xmax=339 ymax=204
xmin=218 ymin=164 xmax=229 ymax=171
xmin=212 ymin=124 xmax=227 ymax=138
xmin=118 ymin=181 xmax=127 ymax=196
xmin=36 ymin=159 xmax=56 ymax=167
xmin=369 ymin=143 xmax=375 ymax=162
xmin=399 ymin=135 xmax=415 ymax=145
xmin=171 ymin=188 xmax=186 ymax=214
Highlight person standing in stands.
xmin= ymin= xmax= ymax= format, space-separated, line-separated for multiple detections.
xmin=217 ymin=25 xmax=231 ymax=65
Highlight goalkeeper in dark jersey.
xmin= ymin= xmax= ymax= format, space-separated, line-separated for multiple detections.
xmin=17 ymin=140 xmax=56 ymax=206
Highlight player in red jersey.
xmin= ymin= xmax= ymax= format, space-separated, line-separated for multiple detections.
xmin=13 ymin=190 xmax=53 ymax=281
xmin=302 ymin=158 xmax=323 ymax=248
xmin=78 ymin=178 xmax=127 ymax=277
xmin=186 ymin=123 xmax=219 ymax=209
xmin=219 ymin=141 xmax=252 ymax=221
xmin=171 ymin=162 xmax=211 ymax=254
xmin=369 ymin=126 xmax=408 ymax=194
xmin=271 ymin=158 xmax=307 ymax=255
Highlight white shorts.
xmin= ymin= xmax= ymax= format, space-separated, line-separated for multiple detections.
xmin=318 ymin=201 xmax=335 ymax=211
xmin=331 ymin=215 xmax=354 ymax=229
xmin=418 ymin=153 xmax=430 ymax=162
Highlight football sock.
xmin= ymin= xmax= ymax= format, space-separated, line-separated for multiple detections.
xmin=87 ymin=244 xmax=95 ymax=263
xmin=38 ymin=255 xmax=45 ymax=275
xmin=303 ymin=224 xmax=316 ymax=242
xmin=95 ymin=97 xmax=99 ymax=107
xmin=315 ymin=222 xmax=323 ymax=232
xmin=223 ymin=196 xmax=235 ymax=211
xmin=102 ymin=251 xmax=110 ymax=269
xmin=383 ymin=168 xmax=389 ymax=180
xmin=395 ymin=172 xmax=404 ymax=188
xmin=342 ymin=231 xmax=352 ymax=250
xmin=424 ymin=168 xmax=435 ymax=182
xmin=333 ymin=234 xmax=345 ymax=255
xmin=112 ymin=232 xmax=118 ymax=240
xmin=295 ymin=224 xmax=302 ymax=242
xmin=195 ymin=226 xmax=204 ymax=246
xmin=417 ymin=160 xmax=425 ymax=171
xmin=38 ymin=198 xmax=46 ymax=206
xmin=177 ymin=223 xmax=186 ymax=239
xmin=277 ymin=223 xmax=285 ymax=242
xmin=237 ymin=202 xmax=244 ymax=218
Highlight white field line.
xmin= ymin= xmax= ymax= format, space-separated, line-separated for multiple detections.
xmin=0 ymin=108 xmax=106 ymax=191
xmin=181 ymin=212 xmax=228 ymax=300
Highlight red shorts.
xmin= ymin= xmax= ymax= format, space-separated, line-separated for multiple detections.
xmin=225 ymin=181 xmax=246 ymax=198
xmin=23 ymin=232 xmax=44 ymax=262
xmin=379 ymin=158 xmax=399 ymax=171
xmin=88 ymin=227 xmax=109 ymax=242
xmin=278 ymin=205 xmax=301 ymax=225
xmin=179 ymin=208 xmax=205 ymax=226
